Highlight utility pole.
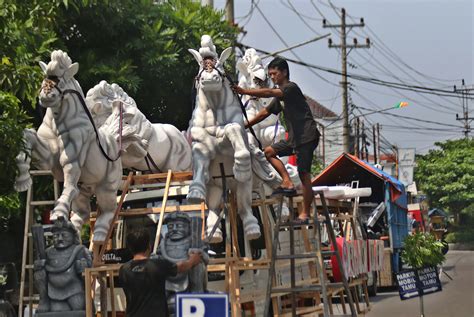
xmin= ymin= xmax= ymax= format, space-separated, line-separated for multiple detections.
xmin=324 ymin=8 xmax=370 ymax=154
xmin=454 ymin=79 xmax=473 ymax=138
xmin=201 ymin=0 xmax=213 ymax=7
xmin=354 ymin=118 xmax=360 ymax=158
xmin=376 ymin=123 xmax=381 ymax=163
xmin=372 ymin=124 xmax=377 ymax=164
xmin=361 ymin=120 xmax=366 ymax=160
xmin=225 ymin=0 xmax=234 ymax=24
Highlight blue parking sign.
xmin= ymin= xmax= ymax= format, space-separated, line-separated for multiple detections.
xmin=176 ymin=293 xmax=229 ymax=317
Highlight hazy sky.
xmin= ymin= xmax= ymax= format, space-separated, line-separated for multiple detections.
xmin=214 ymin=0 xmax=473 ymax=154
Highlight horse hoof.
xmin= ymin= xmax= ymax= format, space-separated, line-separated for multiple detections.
xmin=206 ymin=228 xmax=223 ymax=244
xmin=14 ymin=177 xmax=32 ymax=192
xmin=187 ymin=189 xmax=206 ymax=203
xmin=246 ymin=229 xmax=261 ymax=241
xmin=92 ymin=231 xmax=107 ymax=242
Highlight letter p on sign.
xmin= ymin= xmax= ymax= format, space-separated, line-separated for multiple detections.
xmin=176 ymin=293 xmax=229 ymax=317
xmin=182 ymin=299 xmax=205 ymax=317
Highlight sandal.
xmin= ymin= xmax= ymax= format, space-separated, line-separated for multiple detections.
xmin=272 ymin=186 xmax=297 ymax=196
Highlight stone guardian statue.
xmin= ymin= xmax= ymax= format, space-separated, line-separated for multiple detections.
xmin=33 ymin=216 xmax=92 ymax=316
xmin=158 ymin=212 xmax=208 ymax=317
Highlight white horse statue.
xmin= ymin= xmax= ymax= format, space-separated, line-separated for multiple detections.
xmin=14 ymin=50 xmax=122 ymax=242
xmin=85 ymin=80 xmax=192 ymax=172
xmin=236 ymin=48 xmax=287 ymax=147
xmin=186 ymin=35 xmax=280 ymax=243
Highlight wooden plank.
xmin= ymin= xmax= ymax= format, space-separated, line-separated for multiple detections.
xmin=109 ymin=270 xmax=116 ymax=317
xmin=90 ymin=204 xmax=206 ymax=219
xmin=97 ymin=172 xmax=133 ymax=264
xmin=85 ymin=269 xmax=93 ymax=317
xmin=18 ymin=185 xmax=33 ymax=317
xmin=153 ymin=170 xmax=173 ymax=253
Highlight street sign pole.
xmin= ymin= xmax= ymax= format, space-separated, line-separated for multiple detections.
xmin=419 ymin=295 xmax=424 ymax=317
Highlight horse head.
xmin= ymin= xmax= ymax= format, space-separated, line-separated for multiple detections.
xmin=237 ymin=48 xmax=268 ymax=89
xmin=86 ymin=80 xmax=116 ymax=127
xmin=39 ymin=50 xmax=80 ymax=108
xmin=189 ymin=35 xmax=233 ymax=93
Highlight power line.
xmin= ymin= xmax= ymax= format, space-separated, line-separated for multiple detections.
xmin=354 ymin=104 xmax=464 ymax=128
xmin=237 ymin=44 xmax=474 ymax=99
xmin=253 ymin=1 xmax=340 ymax=87
xmin=349 ymin=52 xmax=459 ymax=114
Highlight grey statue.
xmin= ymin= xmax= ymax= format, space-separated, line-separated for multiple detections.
xmin=158 ymin=212 xmax=209 ymax=316
xmin=34 ymin=217 xmax=92 ymax=316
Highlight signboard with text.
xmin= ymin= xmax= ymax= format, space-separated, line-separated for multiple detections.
xmin=396 ymin=266 xmax=442 ymax=300
xmin=176 ymin=293 xmax=229 ymax=317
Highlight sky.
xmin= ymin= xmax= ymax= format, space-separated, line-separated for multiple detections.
xmin=213 ymin=0 xmax=473 ymax=155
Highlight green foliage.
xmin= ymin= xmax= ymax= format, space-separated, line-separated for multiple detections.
xmin=311 ymin=158 xmax=324 ymax=176
xmin=401 ymin=232 xmax=446 ymax=269
xmin=0 ymin=92 xmax=29 ymax=195
xmin=0 ymin=0 xmax=63 ymax=108
xmin=414 ymin=138 xmax=474 ymax=223
xmin=445 ymin=229 xmax=474 ymax=244
xmin=56 ymin=0 xmax=238 ymax=129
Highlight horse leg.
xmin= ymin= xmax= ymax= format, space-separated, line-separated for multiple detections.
xmin=187 ymin=141 xmax=211 ymax=203
xmin=236 ymin=179 xmax=261 ymax=241
xmin=93 ymin=188 xmax=117 ymax=242
xmin=223 ymin=123 xmax=251 ymax=183
xmin=70 ymin=185 xmax=93 ymax=238
xmin=51 ymin=162 xmax=81 ymax=221
xmin=15 ymin=128 xmax=50 ymax=192
xmin=206 ymin=184 xmax=223 ymax=244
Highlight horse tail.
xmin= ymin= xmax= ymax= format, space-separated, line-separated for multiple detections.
xmin=165 ymin=125 xmax=192 ymax=171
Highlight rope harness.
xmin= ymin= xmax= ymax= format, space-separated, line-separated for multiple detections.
xmin=42 ymin=77 xmax=126 ymax=163
xmin=191 ymin=61 xmax=264 ymax=150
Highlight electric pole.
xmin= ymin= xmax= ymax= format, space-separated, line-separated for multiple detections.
xmin=323 ymin=8 xmax=370 ymax=153
xmin=376 ymin=123 xmax=381 ymax=163
xmin=225 ymin=0 xmax=234 ymax=24
xmin=372 ymin=124 xmax=377 ymax=164
xmin=454 ymin=79 xmax=473 ymax=138
xmin=201 ymin=0 xmax=213 ymax=7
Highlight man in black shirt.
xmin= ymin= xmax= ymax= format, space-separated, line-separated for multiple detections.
xmin=118 ymin=230 xmax=202 ymax=317
xmin=233 ymin=57 xmax=320 ymax=223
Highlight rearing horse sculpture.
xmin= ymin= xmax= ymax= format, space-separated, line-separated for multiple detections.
xmin=14 ymin=50 xmax=122 ymax=242
xmin=187 ymin=35 xmax=280 ymax=242
xmin=85 ymin=80 xmax=192 ymax=172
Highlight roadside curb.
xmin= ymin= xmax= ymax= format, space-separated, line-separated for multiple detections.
xmin=448 ymin=243 xmax=474 ymax=251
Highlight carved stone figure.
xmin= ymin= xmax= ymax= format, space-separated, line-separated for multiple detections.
xmin=14 ymin=50 xmax=123 ymax=242
xmin=159 ymin=212 xmax=208 ymax=316
xmin=34 ymin=217 xmax=92 ymax=315
xmin=186 ymin=35 xmax=280 ymax=243
xmin=85 ymin=80 xmax=192 ymax=172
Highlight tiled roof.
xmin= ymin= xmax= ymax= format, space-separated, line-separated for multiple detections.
xmin=305 ymin=95 xmax=338 ymax=118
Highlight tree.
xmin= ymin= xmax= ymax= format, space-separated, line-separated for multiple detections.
xmin=0 ymin=0 xmax=68 ymax=226
xmin=55 ymin=0 xmax=238 ymax=129
xmin=414 ymin=138 xmax=474 ymax=224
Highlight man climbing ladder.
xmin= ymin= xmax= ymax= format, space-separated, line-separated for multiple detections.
xmin=233 ymin=57 xmax=320 ymax=223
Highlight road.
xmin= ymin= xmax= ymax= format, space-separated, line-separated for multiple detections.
xmin=364 ymin=251 xmax=474 ymax=317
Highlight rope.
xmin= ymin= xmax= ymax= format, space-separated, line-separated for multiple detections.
xmin=61 ymin=89 xmax=122 ymax=162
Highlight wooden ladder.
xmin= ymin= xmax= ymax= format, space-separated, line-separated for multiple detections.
xmin=18 ymin=170 xmax=59 ymax=317
xmin=264 ymin=191 xmax=357 ymax=317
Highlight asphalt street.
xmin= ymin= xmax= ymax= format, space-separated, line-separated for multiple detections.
xmin=364 ymin=251 xmax=474 ymax=317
